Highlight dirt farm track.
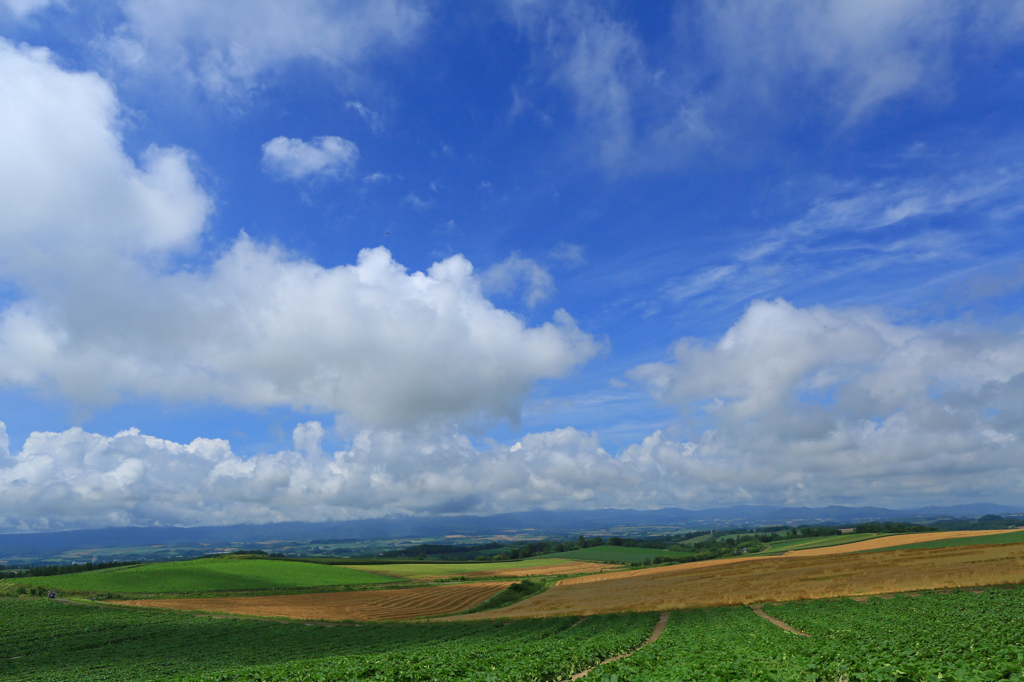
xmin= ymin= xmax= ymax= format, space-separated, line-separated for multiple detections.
xmin=114 ymin=582 xmax=510 ymax=621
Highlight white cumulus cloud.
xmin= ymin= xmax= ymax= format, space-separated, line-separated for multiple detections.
xmin=629 ymin=298 xmax=1024 ymax=505
xmin=0 ymin=39 xmax=599 ymax=427
xmin=261 ymin=135 xmax=359 ymax=180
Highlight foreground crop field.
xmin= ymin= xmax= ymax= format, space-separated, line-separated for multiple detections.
xmin=10 ymin=557 xmax=398 ymax=594
xmin=114 ymin=581 xmax=512 ymax=620
xmin=452 ymin=541 xmax=1024 ymax=618
xmin=0 ymin=597 xmax=657 ymax=681
xmin=591 ymin=585 xmax=1024 ymax=681
xmin=5 ymin=586 xmax=1023 ymax=681
xmin=347 ymin=557 xmax=617 ymax=580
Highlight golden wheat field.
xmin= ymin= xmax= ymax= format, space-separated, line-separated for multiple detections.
xmin=783 ymin=528 xmax=1021 ymax=555
xmin=445 ymin=542 xmax=1024 ymax=620
xmin=113 ymin=582 xmax=510 ymax=621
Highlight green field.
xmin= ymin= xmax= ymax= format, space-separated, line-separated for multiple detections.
xmin=545 ymin=545 xmax=686 ymax=563
xmin=3 ymin=586 xmax=1022 ymax=680
xmin=344 ymin=557 xmax=583 ymax=579
xmin=868 ymin=528 xmax=1024 ymax=552
xmin=595 ymin=586 xmax=1024 ymax=681
xmin=0 ymin=598 xmax=656 ymax=681
xmin=761 ymin=532 xmax=884 ymax=553
xmin=8 ymin=557 xmax=400 ymax=594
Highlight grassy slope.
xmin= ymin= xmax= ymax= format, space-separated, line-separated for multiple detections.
xmin=867 ymin=529 xmax=1024 ymax=552
xmin=345 ymin=557 xmax=574 ymax=579
xmin=544 ymin=546 xmax=687 ymax=562
xmin=11 ymin=557 xmax=400 ymax=594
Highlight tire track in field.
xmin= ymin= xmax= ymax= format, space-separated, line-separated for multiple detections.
xmin=750 ymin=605 xmax=809 ymax=636
xmin=571 ymin=611 xmax=670 ymax=680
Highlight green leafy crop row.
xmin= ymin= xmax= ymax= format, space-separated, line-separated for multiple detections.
xmin=0 ymin=598 xmax=657 ymax=682
xmin=594 ymin=586 xmax=1024 ymax=681
xmin=3 ymin=585 xmax=1022 ymax=681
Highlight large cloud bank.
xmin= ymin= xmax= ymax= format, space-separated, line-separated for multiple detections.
xmin=0 ymin=39 xmax=598 ymax=426
xmin=2 ymin=299 xmax=1022 ymax=532
xmin=632 ymin=299 xmax=1024 ymax=505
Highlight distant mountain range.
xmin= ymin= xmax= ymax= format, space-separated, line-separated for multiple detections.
xmin=1 ymin=503 xmax=1022 ymax=554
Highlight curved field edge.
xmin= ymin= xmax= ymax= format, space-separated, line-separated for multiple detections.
xmin=6 ymin=557 xmax=401 ymax=594
xmin=111 ymin=582 xmax=514 ymax=621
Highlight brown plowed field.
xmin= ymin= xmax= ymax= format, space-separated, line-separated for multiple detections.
xmin=444 ymin=542 xmax=1024 ymax=620
xmin=114 ymin=582 xmax=510 ymax=621
xmin=783 ymin=529 xmax=1022 ymax=555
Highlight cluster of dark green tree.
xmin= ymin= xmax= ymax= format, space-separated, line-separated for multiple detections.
xmin=0 ymin=559 xmax=142 ymax=578
xmin=466 ymin=579 xmax=545 ymax=612
xmin=929 ymin=514 xmax=1023 ymax=531
xmin=380 ymin=542 xmax=507 ymax=560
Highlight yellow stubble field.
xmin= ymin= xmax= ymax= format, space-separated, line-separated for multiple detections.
xmin=783 ymin=528 xmax=1021 ymax=555
xmin=445 ymin=541 xmax=1024 ymax=620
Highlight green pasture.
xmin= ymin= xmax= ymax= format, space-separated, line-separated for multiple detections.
xmin=868 ymin=529 xmax=1024 ymax=552
xmin=9 ymin=557 xmax=399 ymax=594
xmin=545 ymin=545 xmax=684 ymax=563
xmin=345 ymin=557 xmax=578 ymax=579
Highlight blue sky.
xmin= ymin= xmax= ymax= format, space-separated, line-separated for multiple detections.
xmin=1 ymin=0 xmax=1023 ymax=532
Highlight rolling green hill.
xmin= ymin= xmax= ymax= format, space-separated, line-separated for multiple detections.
xmin=8 ymin=556 xmax=400 ymax=594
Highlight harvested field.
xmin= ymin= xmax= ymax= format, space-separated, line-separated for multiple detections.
xmin=114 ymin=582 xmax=510 ymax=621
xmin=350 ymin=559 xmax=617 ymax=580
xmin=558 ymin=555 xmax=775 ymax=586
xmin=445 ymin=542 xmax=1024 ymax=620
xmin=784 ymin=529 xmax=1022 ymax=556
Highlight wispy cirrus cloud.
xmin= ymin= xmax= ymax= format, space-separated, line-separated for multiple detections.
xmin=505 ymin=0 xmax=1024 ymax=172
xmin=102 ymin=0 xmax=427 ymax=96
xmin=666 ymin=161 xmax=1024 ymax=308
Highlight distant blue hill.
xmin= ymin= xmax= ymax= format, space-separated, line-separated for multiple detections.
xmin=1 ymin=503 xmax=1022 ymax=554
